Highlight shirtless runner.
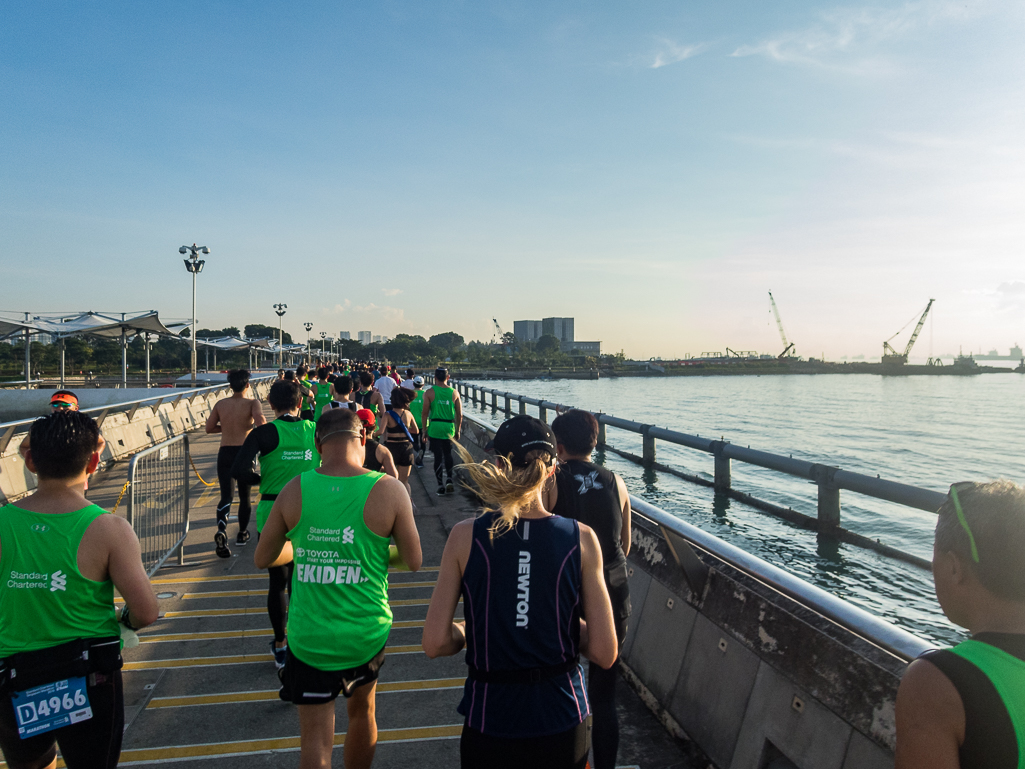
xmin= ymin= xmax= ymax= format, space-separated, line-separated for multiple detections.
xmin=205 ymin=369 xmax=266 ymax=557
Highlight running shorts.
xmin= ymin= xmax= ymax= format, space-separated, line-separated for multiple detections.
xmin=460 ymin=717 xmax=591 ymax=769
xmin=385 ymin=441 xmax=415 ymax=467
xmin=280 ymin=645 xmax=386 ymax=704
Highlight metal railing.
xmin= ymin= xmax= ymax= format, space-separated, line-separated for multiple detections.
xmin=458 ymin=410 xmax=931 ymax=661
xmin=127 ymin=435 xmax=190 ymax=576
xmin=455 ymin=381 xmax=946 ymax=567
xmin=0 ymin=375 xmax=276 ymax=454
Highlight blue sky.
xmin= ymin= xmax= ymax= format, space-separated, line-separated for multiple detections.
xmin=2 ymin=1 xmax=1023 ymax=359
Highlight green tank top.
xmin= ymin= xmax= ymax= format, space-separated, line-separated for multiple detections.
xmin=286 ymin=470 xmax=391 ymax=669
xmin=255 ymin=419 xmax=320 ymax=532
xmin=950 ymin=639 xmax=1025 ymax=768
xmin=313 ymin=381 xmax=332 ymax=420
xmin=409 ymin=390 xmax=425 ymax=427
xmin=0 ymin=503 xmax=120 ymax=656
xmin=427 ymin=384 xmax=456 ymax=439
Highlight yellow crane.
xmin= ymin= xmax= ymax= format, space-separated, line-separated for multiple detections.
xmin=882 ymin=299 xmax=934 ymax=365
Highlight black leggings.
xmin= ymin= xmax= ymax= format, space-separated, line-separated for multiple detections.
xmin=216 ymin=446 xmax=252 ymax=533
xmin=460 ymin=718 xmax=590 ymax=769
xmin=588 ymin=660 xmax=619 ymax=769
xmin=268 ymin=561 xmax=293 ymax=643
xmin=0 ymin=670 xmax=124 ymax=769
xmin=431 ymin=437 xmax=454 ymax=484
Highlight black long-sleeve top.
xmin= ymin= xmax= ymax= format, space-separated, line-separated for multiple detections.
xmin=230 ymin=415 xmax=306 ymax=487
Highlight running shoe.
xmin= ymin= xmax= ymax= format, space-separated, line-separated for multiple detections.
xmin=270 ymin=641 xmax=287 ymax=670
xmin=236 ymin=530 xmax=250 ymax=546
xmin=437 ymin=485 xmax=446 ymax=496
xmin=446 ymin=479 xmax=455 ymax=494
xmin=214 ymin=530 xmax=230 ymax=559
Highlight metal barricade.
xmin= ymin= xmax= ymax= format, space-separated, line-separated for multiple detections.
xmin=127 ymin=435 xmax=190 ymax=577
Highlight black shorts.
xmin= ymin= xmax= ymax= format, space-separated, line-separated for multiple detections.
xmin=460 ymin=717 xmax=591 ymax=769
xmin=0 ymin=669 xmax=123 ymax=769
xmin=385 ymin=441 xmax=415 ymax=467
xmin=280 ymin=645 xmax=386 ymax=705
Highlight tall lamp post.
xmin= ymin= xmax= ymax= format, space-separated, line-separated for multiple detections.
xmin=304 ymin=322 xmax=313 ymax=364
xmin=319 ymin=331 xmax=327 ymax=360
xmin=180 ymin=244 xmax=209 ymax=384
xmin=273 ymin=303 xmax=287 ymax=368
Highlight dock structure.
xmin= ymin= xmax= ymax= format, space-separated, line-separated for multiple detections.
xmin=74 ymin=402 xmax=689 ymax=768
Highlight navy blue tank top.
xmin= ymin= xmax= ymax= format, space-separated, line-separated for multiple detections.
xmin=457 ymin=512 xmax=589 ymax=738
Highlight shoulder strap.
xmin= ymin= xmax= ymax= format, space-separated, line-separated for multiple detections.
xmin=387 ymin=410 xmax=415 ymax=444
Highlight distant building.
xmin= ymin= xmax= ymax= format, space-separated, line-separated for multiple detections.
xmin=338 ymin=331 xmax=351 ymax=340
xmin=542 ymin=317 xmax=574 ymax=343
xmin=372 ymin=335 xmax=390 ymax=344
xmin=561 ymin=340 xmax=600 ymax=356
xmin=513 ymin=320 xmax=543 ymax=342
xmin=358 ymin=331 xmax=372 ymax=345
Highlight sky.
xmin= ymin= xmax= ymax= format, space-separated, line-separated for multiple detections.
xmin=2 ymin=1 xmax=1023 ymax=360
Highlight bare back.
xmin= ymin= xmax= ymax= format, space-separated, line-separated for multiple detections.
xmin=209 ymin=394 xmax=265 ymax=446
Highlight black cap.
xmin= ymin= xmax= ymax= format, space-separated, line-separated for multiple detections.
xmin=435 ymin=367 xmax=449 ymax=379
xmin=488 ymin=415 xmax=557 ymax=467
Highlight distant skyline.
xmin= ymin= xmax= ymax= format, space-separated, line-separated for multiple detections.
xmin=2 ymin=2 xmax=1023 ymax=360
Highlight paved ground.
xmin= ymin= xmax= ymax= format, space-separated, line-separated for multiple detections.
xmin=40 ymin=402 xmax=697 ymax=768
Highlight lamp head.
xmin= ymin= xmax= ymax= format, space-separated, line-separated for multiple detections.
xmin=200 ymin=247 xmax=210 ymax=254
xmin=195 ymin=260 xmax=205 ymax=273
xmin=179 ymin=246 xmax=188 ymax=255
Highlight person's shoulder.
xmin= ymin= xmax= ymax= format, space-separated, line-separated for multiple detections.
xmin=899 ymin=656 xmax=963 ymax=713
xmin=85 ymin=511 xmax=135 ymax=541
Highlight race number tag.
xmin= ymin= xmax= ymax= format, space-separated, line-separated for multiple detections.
xmin=11 ymin=676 xmax=92 ymax=738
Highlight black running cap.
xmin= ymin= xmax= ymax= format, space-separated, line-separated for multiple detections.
xmin=487 ymin=415 xmax=557 ymax=466
xmin=435 ymin=367 xmax=448 ymax=378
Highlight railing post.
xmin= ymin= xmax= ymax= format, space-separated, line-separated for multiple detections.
xmin=518 ymin=396 xmax=526 ymax=415
xmin=504 ymin=393 xmax=512 ymax=418
xmin=711 ymin=440 xmax=731 ymax=493
xmin=642 ymin=425 xmax=656 ymax=465
xmin=595 ymin=414 xmax=606 ymax=446
xmin=181 ymin=436 xmax=190 ymax=565
xmin=491 ymin=390 xmax=498 ymax=414
xmin=472 ymin=386 xmax=478 ymax=406
xmin=539 ymin=403 xmax=547 ymax=423
xmin=814 ymin=464 xmax=841 ymax=532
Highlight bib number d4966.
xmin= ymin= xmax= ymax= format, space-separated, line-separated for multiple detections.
xmin=11 ymin=676 xmax=92 ymax=739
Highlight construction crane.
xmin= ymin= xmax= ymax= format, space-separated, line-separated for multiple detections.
xmin=491 ymin=318 xmax=507 ymax=349
xmin=882 ymin=299 xmax=934 ymax=365
xmin=768 ymin=291 xmax=795 ymax=359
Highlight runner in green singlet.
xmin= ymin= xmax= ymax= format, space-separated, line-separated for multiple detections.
xmin=421 ymin=367 xmax=462 ymax=495
xmin=256 ymin=408 xmax=421 ymax=769
xmin=408 ymin=376 xmax=426 ymax=467
xmin=231 ymin=380 xmax=320 ymax=669
xmin=896 ymin=481 xmax=1025 ymax=769
xmin=311 ymin=366 xmax=333 ymax=421
xmin=0 ymin=411 xmax=157 ymax=769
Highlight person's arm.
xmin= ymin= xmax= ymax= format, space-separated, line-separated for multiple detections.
xmin=204 ymin=402 xmax=221 ymax=434
xmin=377 ymin=444 xmax=398 ymax=479
xmin=251 ymin=398 xmax=267 ymax=428
xmin=454 ymin=391 xmax=462 ymax=440
xmin=254 ymin=477 xmax=300 ymax=569
xmin=421 ymin=390 xmax=433 ymax=437
xmin=578 ymin=523 xmax=617 ymax=668
xmin=616 ymin=473 xmax=631 ymax=556
xmin=105 ymin=516 xmax=159 ymax=628
xmin=376 ymin=477 xmax=422 ymax=572
xmin=894 ymin=659 xmax=964 ymax=769
xmin=405 ymin=412 xmax=418 ymax=436
xmin=231 ymin=427 xmax=266 ymax=486
xmin=423 ymin=520 xmax=472 ymax=658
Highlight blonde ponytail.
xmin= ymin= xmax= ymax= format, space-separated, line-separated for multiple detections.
xmin=454 ymin=442 xmax=554 ymax=540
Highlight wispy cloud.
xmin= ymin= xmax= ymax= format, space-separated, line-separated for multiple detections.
xmin=730 ymin=1 xmax=986 ymax=73
xmin=382 ymin=288 xmax=403 ymax=297
xmin=650 ymin=38 xmax=710 ymax=69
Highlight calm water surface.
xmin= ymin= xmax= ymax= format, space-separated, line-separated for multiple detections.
xmin=465 ymin=374 xmax=1025 ymax=646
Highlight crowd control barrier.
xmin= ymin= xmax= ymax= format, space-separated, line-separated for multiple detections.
xmin=127 ymin=435 xmax=190 ymax=576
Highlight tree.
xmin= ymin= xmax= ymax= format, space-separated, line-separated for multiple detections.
xmin=197 ymin=326 xmax=240 ymax=338
xmin=428 ymin=332 xmax=464 ymax=359
xmin=501 ymin=331 xmax=517 ymax=346
xmin=245 ymin=324 xmax=293 ymax=344
xmin=535 ymin=334 xmax=561 ymax=354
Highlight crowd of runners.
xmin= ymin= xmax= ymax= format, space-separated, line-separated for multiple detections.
xmin=1 ymin=377 xmax=1024 ymax=769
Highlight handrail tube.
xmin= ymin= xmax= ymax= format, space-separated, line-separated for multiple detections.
xmin=834 ymin=470 xmax=946 ymax=513
xmin=0 ymin=375 xmax=276 ymax=433
xmin=647 ymin=426 xmax=716 ymax=453
xmin=628 ymin=496 xmax=933 ymax=661
xmin=722 ymin=444 xmax=818 ymax=479
xmin=597 ymin=414 xmax=645 ymax=432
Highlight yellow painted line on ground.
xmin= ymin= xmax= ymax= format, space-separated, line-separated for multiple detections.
xmin=182 ymin=581 xmax=437 ymax=599
xmin=114 ymin=724 xmax=463 ymax=765
xmin=148 ymin=677 xmax=465 ymax=709
xmin=161 ymin=607 xmax=259 ymax=618
xmin=123 ymin=644 xmax=423 ymax=670
xmin=138 ymin=620 xmax=427 ymax=643
xmin=149 ymin=568 xmax=437 ymax=586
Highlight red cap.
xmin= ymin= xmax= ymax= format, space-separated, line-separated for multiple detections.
xmin=356 ymin=408 xmax=376 ymax=427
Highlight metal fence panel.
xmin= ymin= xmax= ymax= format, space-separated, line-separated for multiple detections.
xmin=127 ymin=435 xmax=190 ymax=577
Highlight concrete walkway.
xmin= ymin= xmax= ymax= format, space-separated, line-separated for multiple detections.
xmin=61 ymin=405 xmax=693 ymax=767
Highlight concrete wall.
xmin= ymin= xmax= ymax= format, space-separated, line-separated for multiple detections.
xmin=0 ymin=379 xmax=273 ymax=504
xmin=457 ymin=414 xmax=904 ymax=769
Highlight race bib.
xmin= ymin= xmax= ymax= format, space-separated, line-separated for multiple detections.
xmin=12 ymin=676 xmax=92 ymax=739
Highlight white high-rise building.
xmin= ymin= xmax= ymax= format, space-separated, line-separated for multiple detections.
xmin=358 ymin=331 xmax=372 ymax=345
xmin=338 ymin=331 xmax=351 ymax=340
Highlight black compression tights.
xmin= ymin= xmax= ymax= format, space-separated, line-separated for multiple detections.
xmin=267 ymin=562 xmax=292 ymax=644
xmin=589 ymin=660 xmax=620 ymax=769
xmin=431 ymin=438 xmax=454 ymax=484
xmin=216 ymin=447 xmax=252 ymax=533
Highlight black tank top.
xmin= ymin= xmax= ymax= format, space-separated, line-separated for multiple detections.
xmin=355 ymin=390 xmax=375 ymax=409
xmin=919 ymin=632 xmax=1025 ymax=768
xmin=363 ymin=439 xmax=384 ymax=472
xmin=552 ymin=459 xmax=626 ymax=572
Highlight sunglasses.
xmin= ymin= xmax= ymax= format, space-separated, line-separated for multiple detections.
xmin=50 ymin=401 xmax=76 ymax=410
xmin=949 ymin=483 xmax=980 ymax=563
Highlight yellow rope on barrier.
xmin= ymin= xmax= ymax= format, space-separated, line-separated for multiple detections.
xmin=189 ymin=454 xmax=217 ymax=487
xmin=110 ymin=481 xmax=131 ymax=516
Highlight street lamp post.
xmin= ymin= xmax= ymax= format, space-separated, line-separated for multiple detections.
xmin=320 ymin=331 xmax=327 ymax=360
xmin=273 ymin=303 xmax=287 ymax=368
xmin=304 ymin=322 xmax=313 ymax=364
xmin=180 ymin=244 xmax=209 ymax=385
